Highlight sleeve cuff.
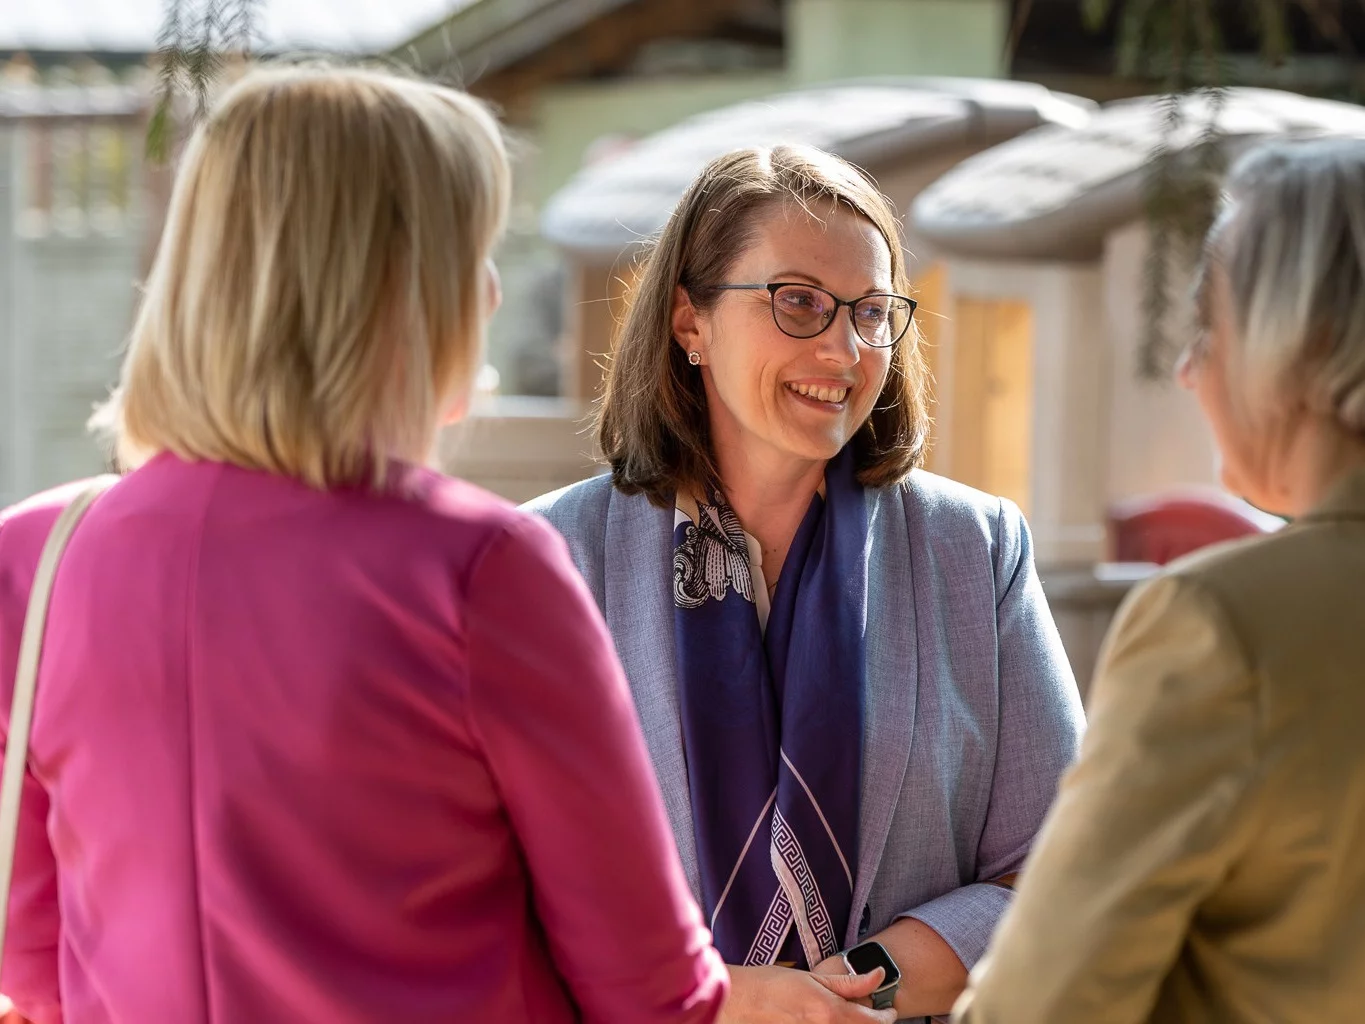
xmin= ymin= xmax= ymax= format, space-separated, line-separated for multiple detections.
xmin=897 ymin=882 xmax=1014 ymax=970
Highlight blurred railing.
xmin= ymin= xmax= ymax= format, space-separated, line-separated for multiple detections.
xmin=1040 ymin=562 xmax=1156 ymax=705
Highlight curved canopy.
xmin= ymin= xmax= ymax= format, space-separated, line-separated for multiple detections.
xmin=541 ymin=77 xmax=1095 ymax=259
xmin=911 ymin=88 xmax=1365 ymax=262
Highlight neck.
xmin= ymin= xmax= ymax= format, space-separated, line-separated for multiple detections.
xmin=1263 ymin=415 xmax=1365 ymax=517
xmin=711 ymin=440 xmax=826 ymax=580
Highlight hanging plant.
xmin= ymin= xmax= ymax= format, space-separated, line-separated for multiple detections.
xmin=1072 ymin=0 xmax=1361 ymax=375
xmin=146 ymin=0 xmax=261 ymax=162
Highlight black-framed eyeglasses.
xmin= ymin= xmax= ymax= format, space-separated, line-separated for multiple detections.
xmin=703 ymin=282 xmax=917 ymax=349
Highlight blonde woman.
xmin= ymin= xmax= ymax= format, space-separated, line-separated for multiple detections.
xmin=0 ymin=67 xmax=726 ymax=1023
xmin=954 ymin=138 xmax=1365 ymax=1022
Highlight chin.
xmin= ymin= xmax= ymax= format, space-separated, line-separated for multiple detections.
xmin=788 ymin=434 xmax=848 ymax=463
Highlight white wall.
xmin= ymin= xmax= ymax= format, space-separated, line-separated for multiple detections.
xmin=936 ymin=259 xmax=1110 ymax=566
xmin=1101 ymin=222 xmax=1220 ymax=503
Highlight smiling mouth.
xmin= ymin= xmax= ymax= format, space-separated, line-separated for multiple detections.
xmin=785 ymin=382 xmax=850 ymax=405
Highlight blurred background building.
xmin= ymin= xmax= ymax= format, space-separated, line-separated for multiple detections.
xmin=4 ymin=0 xmax=1364 ymax=688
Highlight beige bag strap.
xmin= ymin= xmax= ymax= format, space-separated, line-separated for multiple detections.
xmin=0 ymin=476 xmax=117 ymax=966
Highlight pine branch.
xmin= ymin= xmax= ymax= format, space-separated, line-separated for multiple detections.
xmin=1010 ymin=0 xmax=1364 ymax=377
xmin=1115 ymin=0 xmax=1164 ymax=76
xmin=147 ymin=0 xmax=189 ymax=161
xmin=1248 ymin=0 xmax=1292 ymax=66
xmin=1124 ymin=0 xmax=1231 ymax=377
xmin=1081 ymin=0 xmax=1115 ymax=32
xmin=146 ymin=0 xmax=258 ymax=164
xmin=1139 ymin=92 xmax=1184 ymax=379
xmin=223 ymin=0 xmax=263 ymax=54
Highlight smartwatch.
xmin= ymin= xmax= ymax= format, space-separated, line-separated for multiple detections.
xmin=841 ymin=940 xmax=901 ymax=1010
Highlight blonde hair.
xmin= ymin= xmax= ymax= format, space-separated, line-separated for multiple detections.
xmin=1213 ymin=137 xmax=1365 ymax=435
xmin=96 ymin=64 xmax=510 ymax=488
xmin=598 ymin=144 xmax=929 ymax=506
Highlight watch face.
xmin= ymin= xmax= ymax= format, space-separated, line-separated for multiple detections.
xmin=845 ymin=941 xmax=901 ymax=987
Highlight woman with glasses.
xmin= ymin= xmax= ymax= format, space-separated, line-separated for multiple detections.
xmin=952 ymin=139 xmax=1365 ymax=1024
xmin=527 ymin=145 xmax=1084 ymax=1022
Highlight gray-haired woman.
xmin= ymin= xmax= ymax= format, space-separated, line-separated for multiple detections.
xmin=953 ymin=137 xmax=1365 ymax=1023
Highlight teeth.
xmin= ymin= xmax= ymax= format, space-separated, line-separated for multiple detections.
xmin=787 ymin=382 xmax=848 ymax=403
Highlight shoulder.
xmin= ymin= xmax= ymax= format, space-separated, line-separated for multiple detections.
xmin=873 ymin=470 xmax=1028 ymax=573
xmin=0 ymin=477 xmax=105 ymax=529
xmin=1152 ymin=515 xmax=1349 ymax=654
xmin=891 ymin=470 xmax=1017 ymax=533
xmin=404 ymin=469 xmax=576 ymax=571
xmin=521 ymin=472 xmax=614 ymax=537
xmin=519 ymin=473 xmax=619 ymax=586
xmin=520 ymin=473 xmax=620 ymax=602
xmin=0 ymin=477 xmax=110 ymax=562
xmin=1161 ymin=516 xmax=1316 ymax=587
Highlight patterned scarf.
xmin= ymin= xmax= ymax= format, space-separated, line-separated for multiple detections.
xmin=672 ymin=446 xmax=867 ymax=968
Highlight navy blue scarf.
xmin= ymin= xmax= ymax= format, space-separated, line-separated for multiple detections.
xmin=672 ymin=446 xmax=867 ymax=968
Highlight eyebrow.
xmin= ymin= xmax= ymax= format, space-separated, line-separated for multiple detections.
xmin=769 ymin=270 xmax=892 ymax=294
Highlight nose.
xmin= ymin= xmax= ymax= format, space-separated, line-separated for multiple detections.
xmin=814 ymin=309 xmax=862 ymax=366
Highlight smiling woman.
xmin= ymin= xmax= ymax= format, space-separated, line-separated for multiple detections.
xmin=600 ymin=146 xmax=928 ymax=509
xmin=526 ymin=145 xmax=1085 ymax=1024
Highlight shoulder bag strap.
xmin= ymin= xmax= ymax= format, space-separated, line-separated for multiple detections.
xmin=0 ymin=475 xmax=118 ymax=967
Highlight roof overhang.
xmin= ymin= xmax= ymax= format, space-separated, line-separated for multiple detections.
xmin=911 ymin=88 xmax=1365 ymax=262
xmin=541 ymin=77 xmax=1096 ymax=259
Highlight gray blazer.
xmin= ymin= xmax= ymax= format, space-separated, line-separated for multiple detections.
xmin=523 ymin=470 xmax=1084 ymax=971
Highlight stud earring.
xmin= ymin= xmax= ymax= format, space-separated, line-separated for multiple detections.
xmin=688 ymin=351 xmax=702 ymax=366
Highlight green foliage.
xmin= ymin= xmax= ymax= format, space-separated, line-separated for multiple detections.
xmin=1082 ymin=0 xmax=1359 ymax=375
xmin=146 ymin=0 xmax=260 ymax=162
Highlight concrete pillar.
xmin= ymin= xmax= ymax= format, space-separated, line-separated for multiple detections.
xmin=1101 ymin=223 xmax=1219 ymax=504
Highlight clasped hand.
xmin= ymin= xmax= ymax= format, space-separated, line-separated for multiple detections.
xmin=719 ymin=963 xmax=897 ymax=1024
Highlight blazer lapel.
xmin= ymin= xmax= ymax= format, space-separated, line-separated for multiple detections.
xmin=846 ymin=486 xmax=920 ymax=946
xmin=603 ymin=489 xmax=703 ymax=900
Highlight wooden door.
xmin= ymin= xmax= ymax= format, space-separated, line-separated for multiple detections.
xmin=949 ymin=297 xmax=1034 ymax=515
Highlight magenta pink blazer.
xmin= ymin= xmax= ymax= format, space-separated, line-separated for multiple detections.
xmin=0 ymin=454 xmax=726 ymax=1023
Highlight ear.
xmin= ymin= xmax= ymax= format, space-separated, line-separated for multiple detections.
xmin=442 ymin=397 xmax=469 ymax=426
xmin=671 ymin=285 xmax=705 ymax=361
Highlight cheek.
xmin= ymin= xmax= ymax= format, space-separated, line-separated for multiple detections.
xmin=1197 ymin=364 xmax=1260 ymax=487
xmin=710 ymin=320 xmax=788 ymax=392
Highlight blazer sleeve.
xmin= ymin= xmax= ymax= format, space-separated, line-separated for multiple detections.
xmin=0 ymin=516 xmax=64 ymax=1024
xmin=0 ymin=770 xmax=63 ymax=1024
xmin=951 ymin=573 xmax=1262 ymax=1024
xmin=463 ymin=513 xmax=728 ymax=1024
xmin=902 ymin=498 xmax=1085 ymax=969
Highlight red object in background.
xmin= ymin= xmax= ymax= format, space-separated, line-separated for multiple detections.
xmin=1109 ymin=491 xmax=1282 ymax=565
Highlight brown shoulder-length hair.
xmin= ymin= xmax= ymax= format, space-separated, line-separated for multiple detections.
xmin=596 ymin=144 xmax=930 ymax=507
